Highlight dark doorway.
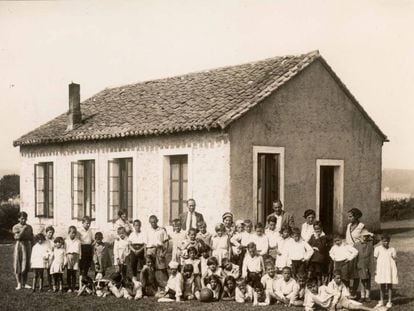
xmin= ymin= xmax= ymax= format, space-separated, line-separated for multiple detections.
xmin=319 ymin=166 xmax=335 ymax=234
xmin=257 ymin=154 xmax=280 ymax=223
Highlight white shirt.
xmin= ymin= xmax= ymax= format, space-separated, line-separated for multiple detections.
xmin=274 ymin=278 xmax=299 ymax=300
xmin=65 ymin=238 xmax=81 ymax=254
xmin=186 ymin=212 xmax=197 ymax=230
xmin=288 ymin=240 xmax=314 ymax=261
xmin=242 ymin=253 xmax=264 ymax=277
xmin=261 ymin=273 xmax=280 ymax=292
xmin=265 ymin=229 xmax=280 ymax=249
xmin=301 ymin=223 xmax=315 ymax=242
xmin=241 ymin=231 xmax=255 ymax=247
xmin=253 ymin=234 xmax=269 ymax=255
xmin=275 ymin=214 xmax=283 ymax=233
xmin=235 ymin=285 xmax=253 ymax=303
xmin=145 ymin=227 xmax=168 ymax=247
xmin=113 ymin=238 xmax=130 ymax=264
xmin=329 ymin=243 xmax=358 ymax=262
xmin=165 ymin=272 xmax=183 ymax=296
xmin=78 ymin=227 xmax=94 ymax=245
xmin=128 ymin=231 xmax=146 ymax=244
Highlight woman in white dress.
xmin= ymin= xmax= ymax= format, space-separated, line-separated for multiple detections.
xmin=345 ymin=208 xmax=365 ymax=297
xmin=301 ymin=209 xmax=316 ymax=242
xmin=374 ymin=234 xmax=398 ymax=309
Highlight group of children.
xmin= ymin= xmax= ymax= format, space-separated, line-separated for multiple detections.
xmin=13 ymin=207 xmax=398 ymax=310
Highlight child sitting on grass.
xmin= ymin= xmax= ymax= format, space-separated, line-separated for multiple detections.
xmin=253 ymin=281 xmax=270 ymax=306
xmin=182 ymin=263 xmax=200 ymax=300
xmin=261 ymin=262 xmax=279 ymax=302
xmin=158 ymin=261 xmax=183 ymax=302
xmin=235 ymin=277 xmax=253 ymax=303
xmin=221 ymin=257 xmax=240 ymax=279
xmin=273 ymin=266 xmax=300 ymax=307
xmin=183 ymin=246 xmax=202 ymax=289
xmin=201 ymin=256 xmax=223 ymax=287
xmin=140 ymin=255 xmax=160 ymax=297
xmin=206 ymin=274 xmax=222 ymax=301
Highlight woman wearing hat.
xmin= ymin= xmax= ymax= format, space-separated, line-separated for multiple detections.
xmin=346 ymin=208 xmax=365 ymax=298
xmin=222 ymin=212 xmax=235 ymax=238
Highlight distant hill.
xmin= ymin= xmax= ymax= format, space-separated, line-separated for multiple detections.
xmin=382 ymin=169 xmax=414 ymax=196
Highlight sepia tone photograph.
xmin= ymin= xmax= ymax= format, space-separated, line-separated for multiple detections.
xmin=0 ymin=0 xmax=413 ymax=310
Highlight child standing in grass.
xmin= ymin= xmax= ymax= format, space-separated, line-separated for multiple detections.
xmin=275 ymin=226 xmax=293 ymax=273
xmin=329 ymin=234 xmax=358 ymax=287
xmin=169 ymin=218 xmax=186 ymax=267
xmin=44 ymin=226 xmax=55 ymax=290
xmin=78 ymin=216 xmax=94 ymax=287
xmin=265 ymin=216 xmax=280 ymax=260
xmin=183 ymin=246 xmax=202 ymax=289
xmin=128 ymin=220 xmax=146 ymax=280
xmin=50 ymin=237 xmax=66 ymax=292
xmin=354 ymin=229 xmax=374 ymax=302
xmin=288 ymin=227 xmax=313 ymax=279
xmin=66 ymin=226 xmax=81 ymax=292
xmin=374 ymin=234 xmax=398 ymax=309
xmin=242 ymin=242 xmax=265 ymax=285
xmin=93 ymin=231 xmax=112 ymax=278
xmin=114 ymin=227 xmax=130 ymax=279
xmin=308 ymin=221 xmax=329 ymax=285
xmin=30 ymin=233 xmax=50 ymax=292
xmin=253 ymin=223 xmax=269 ymax=256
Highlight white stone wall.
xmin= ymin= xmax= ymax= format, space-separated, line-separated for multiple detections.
xmin=19 ymin=131 xmax=230 ymax=240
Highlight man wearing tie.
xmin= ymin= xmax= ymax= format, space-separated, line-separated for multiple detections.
xmin=179 ymin=198 xmax=204 ymax=231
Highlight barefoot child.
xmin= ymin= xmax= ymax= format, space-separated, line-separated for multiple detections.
xmin=374 ymin=234 xmax=398 ymax=309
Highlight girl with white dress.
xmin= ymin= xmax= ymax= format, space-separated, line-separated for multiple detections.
xmin=49 ymin=237 xmax=66 ymax=292
xmin=30 ymin=233 xmax=50 ymax=292
xmin=374 ymin=234 xmax=398 ymax=309
xmin=212 ymin=223 xmax=230 ymax=266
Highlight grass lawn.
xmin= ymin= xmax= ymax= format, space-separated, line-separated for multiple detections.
xmin=0 ymin=222 xmax=413 ymax=311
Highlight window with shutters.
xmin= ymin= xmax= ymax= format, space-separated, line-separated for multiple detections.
xmin=34 ymin=162 xmax=54 ymax=218
xmin=169 ymin=155 xmax=188 ymax=222
xmin=71 ymin=160 xmax=95 ymax=220
xmin=108 ymin=158 xmax=133 ymax=222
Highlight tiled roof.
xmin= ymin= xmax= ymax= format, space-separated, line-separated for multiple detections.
xmin=13 ymin=50 xmax=387 ymax=146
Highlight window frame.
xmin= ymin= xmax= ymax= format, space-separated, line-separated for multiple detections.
xmin=169 ymin=155 xmax=188 ymax=223
xmin=34 ymin=162 xmax=54 ymax=218
xmin=71 ymin=160 xmax=96 ymax=221
xmin=107 ymin=158 xmax=133 ymax=222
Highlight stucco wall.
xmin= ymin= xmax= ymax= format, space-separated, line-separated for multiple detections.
xmin=228 ymin=60 xmax=384 ymax=232
xmin=19 ymin=131 xmax=230 ymax=238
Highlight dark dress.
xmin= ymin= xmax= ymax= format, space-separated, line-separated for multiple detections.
xmin=308 ymin=234 xmax=329 ymax=274
xmin=354 ymin=240 xmax=374 ymax=280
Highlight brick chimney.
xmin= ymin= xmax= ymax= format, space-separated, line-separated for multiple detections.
xmin=67 ymin=82 xmax=82 ymax=130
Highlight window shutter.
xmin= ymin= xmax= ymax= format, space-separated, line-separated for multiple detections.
xmin=35 ymin=164 xmax=46 ymax=217
xmin=108 ymin=160 xmax=120 ymax=222
xmin=47 ymin=163 xmax=54 ymax=218
xmin=71 ymin=161 xmax=84 ymax=219
xmin=126 ymin=158 xmax=133 ymax=220
xmin=90 ymin=161 xmax=96 ymax=220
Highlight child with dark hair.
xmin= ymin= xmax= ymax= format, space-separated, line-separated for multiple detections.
xmin=78 ymin=216 xmax=94 ymax=287
xmin=308 ymin=221 xmax=329 ymax=285
xmin=222 ymin=257 xmax=240 ymax=279
xmin=183 ymin=246 xmax=201 ymax=289
xmin=374 ymin=234 xmax=398 ymax=308
xmin=114 ymin=227 xmax=130 ymax=279
xmin=170 ymin=218 xmax=186 ymax=267
xmin=66 ymin=226 xmax=81 ymax=292
xmin=199 ymin=244 xmax=211 ymax=277
xmin=266 ymin=215 xmax=280 ymax=260
xmin=288 ymin=227 xmax=313 ymax=279
xmin=354 ymin=229 xmax=374 ymax=302
xmin=235 ymin=277 xmax=253 ymax=303
xmin=196 ymin=220 xmax=212 ymax=247
xmin=30 ymin=233 xmax=50 ymax=292
xmin=182 ymin=227 xmax=204 ymax=260
xmin=212 ymin=223 xmax=230 ymax=266
xmin=301 ymin=209 xmax=316 ymax=242
xmin=275 ymin=226 xmax=293 ymax=273
xmin=242 ymin=242 xmax=264 ymax=286
xmin=253 ymin=223 xmax=269 ymax=256
xmin=182 ymin=263 xmax=200 ymax=300
xmin=146 ymin=215 xmax=169 ymax=288
xmin=253 ymin=281 xmax=270 ymax=306
xmin=44 ymin=226 xmax=55 ymax=290
xmin=207 ymin=274 xmax=222 ymax=301
xmin=329 ymin=234 xmax=358 ymax=287
xmin=201 ymin=256 xmax=223 ymax=287
xmin=273 ymin=266 xmax=300 ymax=306
xmin=222 ymin=275 xmax=236 ymax=301
xmin=50 ymin=237 xmax=66 ymax=292
xmin=261 ymin=262 xmax=278 ymax=302
xmin=128 ymin=219 xmax=145 ymax=280
xmin=140 ymin=255 xmax=159 ymax=297
xmin=93 ymin=231 xmax=112 ymax=278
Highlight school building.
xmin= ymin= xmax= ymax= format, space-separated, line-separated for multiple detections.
xmin=14 ymin=51 xmax=387 ymax=237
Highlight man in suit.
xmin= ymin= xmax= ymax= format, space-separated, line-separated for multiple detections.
xmin=179 ymin=198 xmax=204 ymax=231
xmin=268 ymin=200 xmax=295 ymax=232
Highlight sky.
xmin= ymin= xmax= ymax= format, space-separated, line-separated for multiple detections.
xmin=1 ymin=0 xmax=413 ymax=175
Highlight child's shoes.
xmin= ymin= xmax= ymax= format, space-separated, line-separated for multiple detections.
xmin=385 ymin=301 xmax=392 ymax=308
xmin=375 ymin=300 xmax=384 ymax=307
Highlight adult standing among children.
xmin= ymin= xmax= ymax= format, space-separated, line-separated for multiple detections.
xmin=114 ymin=209 xmax=133 ymax=236
xmin=268 ymin=200 xmax=295 ymax=232
xmin=179 ymin=199 xmax=204 ymax=231
xmin=12 ymin=211 xmax=34 ymax=290
xmin=346 ymin=207 xmax=365 ymax=298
